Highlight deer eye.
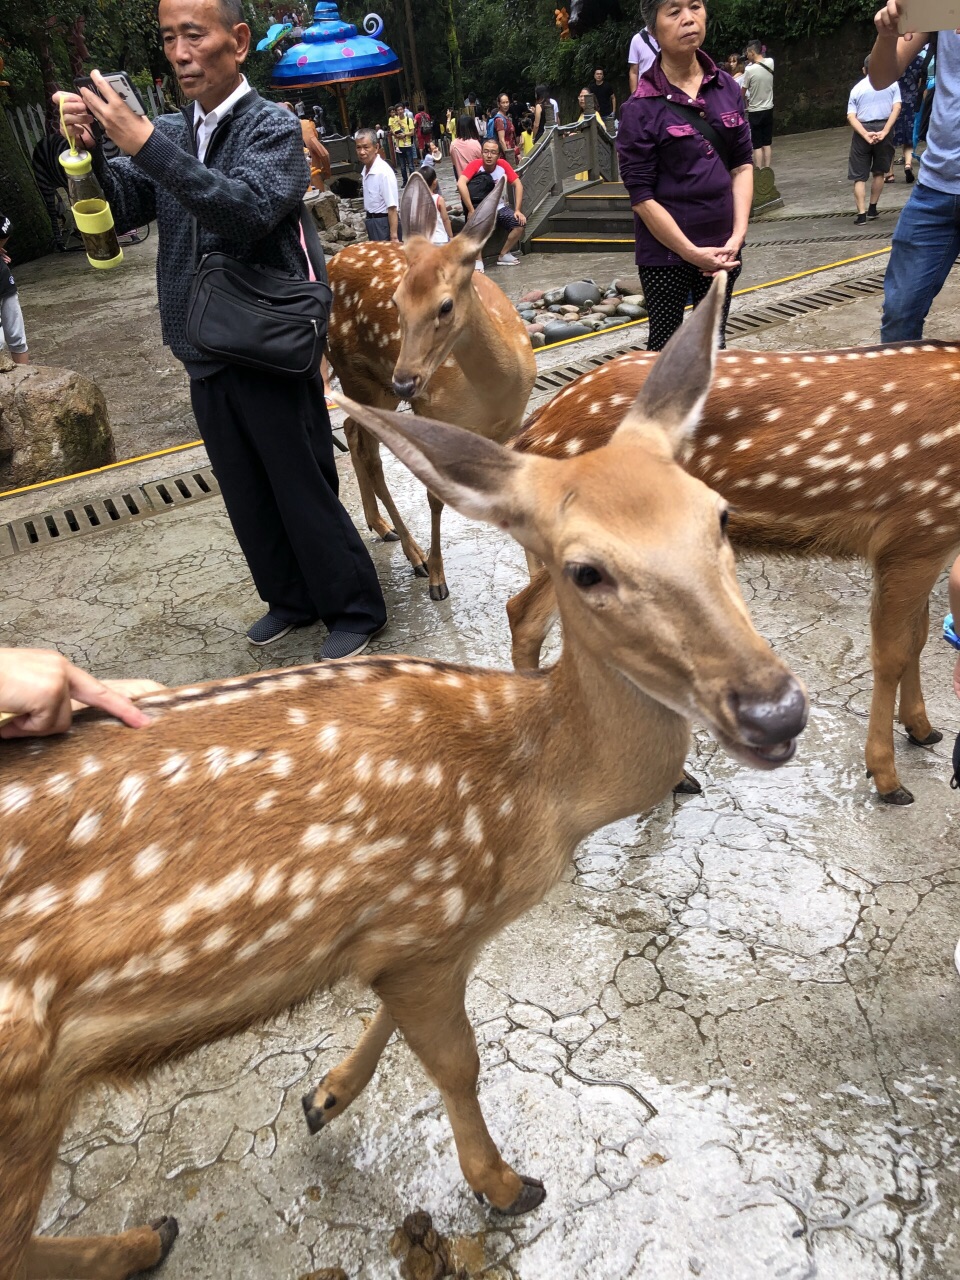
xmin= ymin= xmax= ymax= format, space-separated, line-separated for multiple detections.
xmin=439 ymin=298 xmax=454 ymax=317
xmin=567 ymin=563 xmax=605 ymax=589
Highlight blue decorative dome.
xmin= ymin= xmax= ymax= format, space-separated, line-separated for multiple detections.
xmin=269 ymin=3 xmax=401 ymax=89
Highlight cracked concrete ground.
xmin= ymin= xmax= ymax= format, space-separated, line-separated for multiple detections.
xmin=3 ymin=128 xmax=960 ymax=1279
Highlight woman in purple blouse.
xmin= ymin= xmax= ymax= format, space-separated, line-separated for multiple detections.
xmin=616 ymin=0 xmax=754 ymax=350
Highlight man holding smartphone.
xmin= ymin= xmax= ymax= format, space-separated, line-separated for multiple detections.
xmin=57 ymin=0 xmax=386 ymax=661
xmin=869 ymin=1 xmax=960 ymax=341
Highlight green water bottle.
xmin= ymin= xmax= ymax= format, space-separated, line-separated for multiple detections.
xmin=58 ymin=147 xmax=123 ymax=270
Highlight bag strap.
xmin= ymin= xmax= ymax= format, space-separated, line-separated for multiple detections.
xmin=663 ymin=100 xmax=732 ymax=170
xmin=191 ymin=204 xmax=328 ymax=286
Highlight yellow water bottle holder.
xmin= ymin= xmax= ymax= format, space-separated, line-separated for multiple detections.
xmin=57 ymin=95 xmax=124 ymax=270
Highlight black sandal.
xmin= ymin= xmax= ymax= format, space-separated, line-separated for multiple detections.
xmin=904 ymin=166 xmax=915 ymax=183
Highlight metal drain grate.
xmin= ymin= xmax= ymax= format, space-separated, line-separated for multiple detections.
xmin=532 ymin=271 xmax=887 ymax=394
xmin=0 ymin=466 xmax=220 ymax=558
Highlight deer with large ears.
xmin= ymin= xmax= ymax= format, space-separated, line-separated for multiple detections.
xmin=0 ymin=276 xmax=806 ymax=1279
xmin=327 ymin=172 xmax=536 ymax=600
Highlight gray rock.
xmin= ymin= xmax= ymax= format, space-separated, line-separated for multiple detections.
xmin=616 ymin=303 xmax=646 ymax=319
xmin=543 ymin=322 xmax=590 ymax=342
xmin=304 ymin=189 xmax=340 ymax=231
xmin=620 ymin=294 xmax=644 ymax=306
xmin=614 ymin=276 xmax=645 ymax=297
xmin=563 ymin=280 xmax=602 ymax=308
xmin=0 ymin=362 xmax=115 ymax=489
xmin=547 ymin=304 xmax=566 ymax=314
xmin=529 ymin=331 xmax=546 ymax=348
xmin=543 ymin=287 xmax=566 ymax=306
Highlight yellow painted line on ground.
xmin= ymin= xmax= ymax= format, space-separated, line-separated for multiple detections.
xmin=537 ymin=246 xmax=891 ymax=352
xmin=0 ymin=248 xmax=892 ymax=499
xmin=0 ymin=441 xmax=204 ymax=501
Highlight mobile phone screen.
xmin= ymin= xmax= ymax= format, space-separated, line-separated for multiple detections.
xmin=898 ymin=0 xmax=960 ymax=32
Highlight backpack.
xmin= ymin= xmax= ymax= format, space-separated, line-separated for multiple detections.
xmin=466 ymin=168 xmax=496 ymax=207
xmin=419 ymin=112 xmax=433 ymax=136
xmin=485 ymin=112 xmax=506 ymax=139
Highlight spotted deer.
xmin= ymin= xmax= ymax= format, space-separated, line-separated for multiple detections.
xmin=0 ymin=279 xmax=807 ymax=1279
xmin=327 ymin=173 xmax=536 ymax=600
xmin=506 ymin=338 xmax=960 ymax=805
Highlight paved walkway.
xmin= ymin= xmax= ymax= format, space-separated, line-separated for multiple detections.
xmin=3 ymin=126 xmax=960 ymax=1280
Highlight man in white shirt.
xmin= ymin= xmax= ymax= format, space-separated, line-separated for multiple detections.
xmin=847 ymin=55 xmax=901 ymax=224
xmin=356 ymin=127 xmax=400 ymax=241
xmin=628 ymin=28 xmax=659 ymax=94
xmin=741 ymin=40 xmax=775 ymax=168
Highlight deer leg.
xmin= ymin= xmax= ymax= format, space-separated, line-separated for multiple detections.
xmin=26 ymin=1219 xmax=178 ymax=1280
xmin=343 ymin=419 xmax=398 ymax=543
xmin=376 ymin=966 xmax=545 ymax=1215
xmin=898 ymin=596 xmax=943 ymax=747
xmin=301 ymin=1005 xmax=396 ymax=1133
xmin=506 ymin=567 xmax=558 ymax=670
xmin=354 ymin=425 xmax=429 ymax=578
xmin=426 ymin=491 xmax=449 ymax=602
xmin=866 ymin=559 xmax=942 ymax=804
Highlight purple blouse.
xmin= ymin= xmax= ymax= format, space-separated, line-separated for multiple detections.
xmin=615 ymin=50 xmax=753 ymax=267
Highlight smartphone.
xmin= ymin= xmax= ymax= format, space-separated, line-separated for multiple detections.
xmin=74 ymin=72 xmax=146 ymax=115
xmin=897 ymin=0 xmax=960 ymax=32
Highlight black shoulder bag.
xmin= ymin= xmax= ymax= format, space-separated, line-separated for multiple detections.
xmin=186 ymin=205 xmax=332 ymax=380
xmin=663 ymin=100 xmax=732 ymax=169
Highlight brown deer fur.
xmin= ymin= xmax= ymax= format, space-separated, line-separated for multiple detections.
xmin=0 ymin=280 xmax=807 ymax=1279
xmin=508 ymin=339 xmax=960 ymax=805
xmin=327 ymin=174 xmax=536 ymax=600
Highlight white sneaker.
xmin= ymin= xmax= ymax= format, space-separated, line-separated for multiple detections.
xmin=474 ymin=259 xmax=485 ymax=273
xmin=497 ymin=253 xmax=520 ymax=266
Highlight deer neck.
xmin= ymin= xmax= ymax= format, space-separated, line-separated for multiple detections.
xmin=450 ymin=285 xmax=522 ymax=398
xmin=530 ymin=642 xmax=691 ymax=844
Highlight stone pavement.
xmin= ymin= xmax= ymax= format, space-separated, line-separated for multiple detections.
xmin=3 ymin=126 xmax=960 ymax=1280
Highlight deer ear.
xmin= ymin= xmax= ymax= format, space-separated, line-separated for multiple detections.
xmin=335 ymin=393 xmax=534 ymax=532
xmin=457 ymin=178 xmax=505 ymax=260
xmin=400 ymin=171 xmax=438 ymax=241
xmin=615 ymin=271 xmax=726 ymax=455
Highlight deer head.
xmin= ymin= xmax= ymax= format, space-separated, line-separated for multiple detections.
xmin=339 ymin=276 xmax=808 ymax=769
xmin=390 ymin=174 xmax=505 ymax=401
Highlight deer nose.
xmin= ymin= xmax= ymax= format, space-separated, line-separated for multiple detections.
xmin=392 ymin=374 xmax=419 ymax=401
xmin=730 ymin=677 xmax=808 ymax=746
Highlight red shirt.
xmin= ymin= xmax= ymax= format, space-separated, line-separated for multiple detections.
xmin=460 ymin=157 xmax=518 ymax=208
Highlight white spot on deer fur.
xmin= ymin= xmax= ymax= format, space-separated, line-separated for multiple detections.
xmin=254 ymin=865 xmax=284 ymax=904
xmin=287 ymin=708 xmax=308 ymax=726
xmin=463 ymin=806 xmax=484 ymax=844
xmin=352 ymin=836 xmax=406 ymax=864
xmin=858 ymin=399 xmax=875 ymax=411
xmin=499 ymin=795 xmax=515 ymax=817
xmin=290 ymin=868 xmax=315 ymax=896
xmin=254 ymin=790 xmax=278 ymax=812
xmin=733 ymin=438 xmax=752 ymax=451
xmin=203 ymin=926 xmax=234 ymax=952
xmin=0 ymin=783 xmax=33 ymax=815
xmin=68 ymin=811 xmax=101 ymax=845
xmin=841 ymin=391 xmax=858 ymax=403
xmin=2 ymin=842 xmax=25 ymax=876
xmin=441 ymin=887 xmax=466 ymax=926
xmin=45 ymin=773 xmax=73 ymax=797
xmin=916 ymin=509 xmax=934 ymax=524
xmin=25 ymin=885 xmax=62 ymax=917
xmin=765 ymin=408 xmax=783 ymax=422
xmin=342 ymin=792 xmax=365 ymax=815
xmin=565 ymin=437 xmax=584 ymax=453
xmin=412 ymin=859 xmax=432 ymax=881
xmin=813 ymin=409 xmax=834 ymax=427
xmin=317 ymin=724 xmax=339 ymax=753
xmin=269 ymin=752 xmax=293 ymax=778
xmin=158 ymin=947 xmax=188 ymax=975
xmin=430 ymin=826 xmax=450 ymax=849
xmin=456 ymin=776 xmax=471 ymax=799
xmin=347 ymin=667 xmax=371 ymax=681
xmin=755 ymin=472 xmax=778 ymax=487
xmin=725 ymin=408 xmax=741 ymax=419
xmin=782 ymin=477 xmax=802 ymax=488
xmin=73 ymin=870 xmax=106 ymax=906
xmin=133 ymin=843 xmax=165 ymax=879
xmin=799 ymin=428 xmax=815 ymax=440
xmin=119 ymin=773 xmax=146 ymax=821
xmin=11 ymin=937 xmax=38 ymax=966
xmin=159 ymin=753 xmax=189 ymax=782
xmin=423 ymin=763 xmax=443 ymax=787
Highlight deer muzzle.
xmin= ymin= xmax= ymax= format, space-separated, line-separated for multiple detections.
xmin=392 ymin=373 xmax=420 ymax=401
xmin=725 ymin=677 xmax=809 ymax=768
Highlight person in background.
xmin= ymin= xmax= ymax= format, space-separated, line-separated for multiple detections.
xmin=592 ymin=67 xmax=616 ymax=130
xmin=456 ymin=136 xmax=527 ymax=266
xmin=887 ymin=47 xmax=925 ymax=181
xmin=450 ymin=113 xmax=482 ymax=178
xmin=532 ymin=84 xmax=553 ymax=142
xmin=575 ymin=88 xmax=604 ymax=179
xmin=413 ymin=103 xmax=433 ymax=156
xmin=741 ymin=38 xmax=774 ymax=168
xmin=871 ymin=0 xmax=958 ymax=341
xmin=0 ymin=215 xmax=29 ymax=365
xmin=847 ymin=55 xmax=900 ymax=224
xmin=488 ymin=91 xmax=517 ymax=162
xmin=0 ymin=648 xmax=160 ymax=739
xmin=724 ymin=51 xmax=745 ymax=86
xmin=616 ymin=0 xmax=753 ymax=351
xmin=519 ymin=112 xmax=536 ymax=156
xmin=389 ymin=102 xmax=415 ymax=184
xmin=628 ymin=25 xmax=660 ymax=93
xmin=356 ymin=127 xmax=399 ymax=242
xmin=418 ymin=165 xmax=454 ymax=244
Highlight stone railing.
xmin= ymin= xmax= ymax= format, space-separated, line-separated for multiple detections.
xmin=516 ymin=110 xmax=619 ymax=241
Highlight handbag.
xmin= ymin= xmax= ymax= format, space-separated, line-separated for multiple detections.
xmin=186 ymin=208 xmax=332 ymax=379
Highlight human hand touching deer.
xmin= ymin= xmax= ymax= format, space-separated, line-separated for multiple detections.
xmin=0 ymin=648 xmax=161 ymax=738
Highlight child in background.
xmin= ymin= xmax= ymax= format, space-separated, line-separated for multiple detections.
xmin=0 ymin=215 xmax=29 ymax=365
xmin=519 ymin=113 xmax=535 ymax=156
xmin=418 ymin=165 xmax=454 ymax=245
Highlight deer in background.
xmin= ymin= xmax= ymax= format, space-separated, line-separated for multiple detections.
xmin=327 ymin=174 xmax=536 ymax=600
xmin=0 ymin=279 xmax=807 ymax=1279
xmin=507 ymin=339 xmax=960 ymax=805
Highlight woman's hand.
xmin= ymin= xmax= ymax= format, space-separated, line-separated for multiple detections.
xmin=685 ymin=245 xmax=732 ymax=275
xmin=0 ymin=648 xmax=159 ymax=738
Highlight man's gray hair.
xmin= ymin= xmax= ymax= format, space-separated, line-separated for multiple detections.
xmin=216 ymin=0 xmax=245 ymax=25
xmin=355 ymin=127 xmax=379 ymax=147
xmin=639 ymin=0 xmax=668 ymax=36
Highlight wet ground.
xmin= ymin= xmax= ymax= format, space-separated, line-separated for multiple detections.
xmin=3 ymin=127 xmax=960 ymax=1279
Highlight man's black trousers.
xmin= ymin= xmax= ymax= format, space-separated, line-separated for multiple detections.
xmin=190 ymin=365 xmax=386 ymax=636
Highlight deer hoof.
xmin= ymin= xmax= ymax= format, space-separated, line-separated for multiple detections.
xmin=413 ymin=562 xmax=430 ymax=579
xmin=673 ymin=770 xmax=702 ymax=795
xmin=381 ymin=529 xmax=401 ymax=543
xmin=301 ymin=1089 xmax=334 ymax=1134
xmin=879 ymin=785 xmax=915 ymax=806
xmin=495 ymin=1175 xmax=546 ymax=1216
xmin=429 ymin=582 xmax=450 ymax=602
xmin=907 ymin=729 xmax=943 ymax=747
xmin=149 ymin=1216 xmax=179 ymax=1266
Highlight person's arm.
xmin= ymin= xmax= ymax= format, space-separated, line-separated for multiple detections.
xmin=512 ymin=175 xmax=526 ymax=224
xmin=629 ymin=64 xmax=639 ymax=94
xmin=721 ymin=163 xmax=753 ymax=259
xmin=611 ymin=92 xmax=617 ymax=116
xmin=495 ymin=117 xmax=508 ymax=158
xmin=0 ymin=648 xmax=158 ymax=738
xmin=387 ymin=205 xmax=399 ymax=241
xmin=879 ymin=96 xmax=902 ymax=138
xmin=56 ymin=88 xmax=158 ymax=233
xmin=847 ymin=110 xmax=874 ymax=141
xmin=870 ymin=0 xmax=929 ymax=87
xmin=437 ymin=195 xmax=454 ymax=240
xmin=633 ymin=200 xmax=730 ymax=273
xmin=457 ymin=174 xmax=474 ymax=214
